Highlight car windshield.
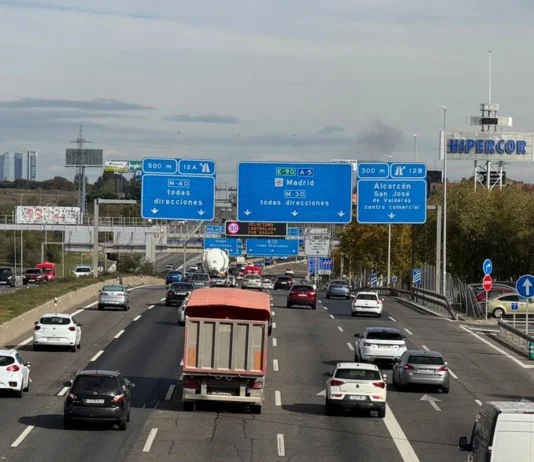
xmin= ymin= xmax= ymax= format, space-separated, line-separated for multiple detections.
xmin=168 ymin=271 xmax=181 ymax=277
xmin=0 ymin=356 xmax=15 ymax=366
xmin=357 ymin=294 xmax=378 ymax=301
xmin=366 ymin=331 xmax=403 ymax=341
xmin=72 ymin=376 xmax=120 ymax=393
xmin=192 ymin=274 xmax=209 ymax=281
xmin=25 ymin=269 xmax=41 ymax=274
xmin=76 ymin=267 xmax=91 ymax=273
xmin=40 ymin=316 xmax=71 ymax=325
xmin=0 ymin=268 xmax=11 ymax=274
xmin=332 ymin=280 xmax=349 ymax=286
xmin=293 ymin=285 xmax=312 ymax=291
xmin=407 ymin=355 xmax=444 ymax=365
xmin=102 ymin=285 xmax=124 ymax=292
xmin=171 ymin=283 xmax=194 ymax=290
xmin=246 ymin=275 xmax=261 ymax=280
xmin=335 ymin=369 xmax=381 ymax=380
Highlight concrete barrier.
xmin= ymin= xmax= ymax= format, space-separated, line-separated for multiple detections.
xmin=498 ymin=320 xmax=534 ymax=358
xmin=0 ymin=275 xmax=162 ymax=347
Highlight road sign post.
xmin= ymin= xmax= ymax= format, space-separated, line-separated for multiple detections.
xmin=237 ymin=162 xmax=353 ymax=223
xmin=517 ymin=275 xmax=534 ymax=335
xmin=356 ymin=162 xmax=428 ymax=224
xmin=483 ymin=274 xmax=493 ymax=323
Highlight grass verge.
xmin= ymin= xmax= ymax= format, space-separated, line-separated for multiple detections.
xmin=0 ymin=275 xmax=116 ymax=325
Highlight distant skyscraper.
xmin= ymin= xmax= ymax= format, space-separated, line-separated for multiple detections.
xmin=14 ymin=153 xmax=23 ymax=180
xmin=26 ymin=151 xmax=37 ymax=181
xmin=0 ymin=152 xmax=13 ymax=181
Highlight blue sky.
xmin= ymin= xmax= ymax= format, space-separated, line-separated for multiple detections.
xmin=0 ymin=0 xmax=533 ymax=183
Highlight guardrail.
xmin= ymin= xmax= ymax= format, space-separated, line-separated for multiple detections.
xmin=498 ymin=319 xmax=534 ymax=358
xmin=357 ymin=286 xmax=457 ymax=320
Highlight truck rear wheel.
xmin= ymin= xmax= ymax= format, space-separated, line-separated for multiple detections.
xmin=183 ymin=401 xmax=196 ymax=412
xmin=250 ymin=405 xmax=262 ymax=415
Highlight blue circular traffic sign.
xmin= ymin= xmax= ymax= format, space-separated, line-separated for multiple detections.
xmin=483 ymin=259 xmax=493 ymax=276
xmin=516 ymin=274 xmax=534 ymax=299
xmin=392 ymin=276 xmax=398 ymax=283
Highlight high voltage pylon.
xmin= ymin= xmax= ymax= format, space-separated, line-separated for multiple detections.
xmin=71 ymin=126 xmax=91 ymax=218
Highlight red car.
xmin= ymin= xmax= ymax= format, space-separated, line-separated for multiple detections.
xmin=287 ymin=284 xmax=317 ymax=310
xmin=23 ymin=268 xmax=44 ymax=285
xmin=36 ymin=261 xmax=57 ymax=282
xmin=475 ymin=286 xmax=516 ymax=302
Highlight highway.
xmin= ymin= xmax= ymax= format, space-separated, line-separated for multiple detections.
xmin=2 ymin=284 xmax=534 ymax=461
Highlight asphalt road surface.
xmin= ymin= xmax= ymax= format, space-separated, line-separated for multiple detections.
xmin=2 ymin=286 xmax=534 ymax=461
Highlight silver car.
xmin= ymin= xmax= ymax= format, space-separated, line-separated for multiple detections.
xmin=177 ymin=297 xmax=189 ymax=326
xmin=392 ymin=349 xmax=450 ymax=393
xmin=326 ymin=280 xmax=351 ymax=299
xmin=98 ymin=284 xmax=130 ymax=311
xmin=241 ymin=274 xmax=262 ymax=291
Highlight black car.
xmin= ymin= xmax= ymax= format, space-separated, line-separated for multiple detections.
xmin=166 ymin=282 xmax=194 ymax=306
xmin=274 ymin=276 xmax=293 ymax=290
xmin=63 ymin=369 xmax=135 ymax=430
xmin=0 ymin=267 xmax=15 ymax=287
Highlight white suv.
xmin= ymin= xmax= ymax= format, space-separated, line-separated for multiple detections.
xmin=354 ymin=327 xmax=407 ymax=364
xmin=352 ymin=292 xmax=384 ymax=317
xmin=33 ymin=313 xmax=83 ymax=352
xmin=323 ymin=362 xmax=387 ymax=417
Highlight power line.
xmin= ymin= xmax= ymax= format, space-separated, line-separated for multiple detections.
xmin=71 ymin=126 xmax=91 ymax=219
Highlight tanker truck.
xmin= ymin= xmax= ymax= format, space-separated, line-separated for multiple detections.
xmin=202 ymin=249 xmax=230 ymax=285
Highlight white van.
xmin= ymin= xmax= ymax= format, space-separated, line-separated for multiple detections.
xmin=459 ymin=401 xmax=534 ymax=461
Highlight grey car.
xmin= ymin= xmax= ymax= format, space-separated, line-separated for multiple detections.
xmin=392 ymin=349 xmax=450 ymax=393
xmin=326 ymin=280 xmax=351 ymax=299
xmin=241 ymin=274 xmax=262 ymax=290
xmin=98 ymin=285 xmax=130 ymax=311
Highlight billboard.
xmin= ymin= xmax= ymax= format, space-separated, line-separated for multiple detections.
xmin=225 ymin=221 xmax=287 ymax=237
xmin=65 ymin=149 xmax=103 ymax=167
xmin=16 ymin=206 xmax=81 ymax=225
xmin=104 ymin=160 xmax=142 ymax=173
xmin=440 ymin=131 xmax=534 ymax=162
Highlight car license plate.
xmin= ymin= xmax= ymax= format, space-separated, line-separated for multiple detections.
xmin=281 ymin=282 xmax=287 ymax=284
xmin=378 ymin=345 xmax=391 ymax=348
xmin=47 ymin=337 xmax=58 ymax=341
xmin=298 ymin=294 xmax=307 ymax=297
xmin=349 ymin=395 xmax=366 ymax=401
xmin=176 ymin=292 xmax=186 ymax=295
xmin=84 ymin=399 xmax=105 ymax=404
xmin=418 ymin=369 xmax=435 ymax=374
xmin=210 ymin=391 xmax=232 ymax=396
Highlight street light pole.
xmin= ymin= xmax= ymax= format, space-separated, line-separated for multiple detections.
xmin=408 ymin=134 xmax=418 ymax=287
xmin=408 ymin=133 xmax=418 ymax=161
xmin=19 ymin=194 xmax=25 ymax=278
xmin=384 ymin=154 xmax=393 ymax=286
xmin=437 ymin=105 xmax=448 ymax=297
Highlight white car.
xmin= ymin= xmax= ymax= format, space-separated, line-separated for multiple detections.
xmin=284 ymin=269 xmax=295 ymax=276
xmin=164 ymin=264 xmax=174 ymax=271
xmin=323 ymin=362 xmax=387 ymax=417
xmin=0 ymin=349 xmax=31 ymax=397
xmin=177 ymin=297 xmax=189 ymax=326
xmin=262 ymin=278 xmax=274 ymax=290
xmin=242 ymin=274 xmax=262 ymax=290
xmin=352 ymin=292 xmax=384 ymax=317
xmin=73 ymin=266 xmax=92 ymax=278
xmin=189 ymin=265 xmax=198 ymax=272
xmin=354 ymin=327 xmax=407 ymax=364
xmin=33 ymin=313 xmax=83 ymax=352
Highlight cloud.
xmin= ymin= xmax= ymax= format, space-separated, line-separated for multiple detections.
xmin=356 ymin=119 xmax=402 ymax=160
xmin=318 ymin=125 xmax=345 ymax=135
xmin=163 ymin=113 xmax=240 ymax=124
xmin=0 ymin=97 xmax=152 ymax=111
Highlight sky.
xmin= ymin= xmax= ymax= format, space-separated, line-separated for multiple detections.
xmin=1 ymin=0 xmax=534 ymax=185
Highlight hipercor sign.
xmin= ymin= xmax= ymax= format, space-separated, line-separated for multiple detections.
xmin=440 ymin=131 xmax=534 ymax=162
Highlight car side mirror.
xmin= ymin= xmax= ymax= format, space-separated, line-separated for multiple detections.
xmin=382 ymin=374 xmax=388 ymax=382
xmin=34 ymin=321 xmax=38 ymax=325
xmin=354 ymin=333 xmax=360 ymax=338
xmin=98 ymin=290 xmax=101 ymax=292
xmin=26 ymin=362 xmax=32 ymax=367
xmin=458 ymin=436 xmax=470 ymax=451
xmin=63 ymin=380 xmax=72 ymax=387
xmin=78 ymin=322 xmax=83 ymax=327
xmin=128 ymin=383 xmax=135 ymax=389
xmin=444 ymin=361 xmax=448 ymax=365
xmin=381 ymin=298 xmax=385 ymax=301
xmin=323 ymin=372 xmax=331 ymax=377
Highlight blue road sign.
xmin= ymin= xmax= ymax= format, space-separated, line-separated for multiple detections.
xmin=370 ymin=273 xmax=378 ymax=287
xmin=237 ymin=162 xmax=352 ymax=224
xmin=246 ymin=239 xmax=299 ymax=257
xmin=204 ymin=225 xmax=224 ymax=235
xmin=287 ymin=227 xmax=299 ymax=236
xmin=318 ymin=257 xmax=333 ymax=274
xmin=141 ymin=157 xmax=216 ymax=221
xmin=412 ymin=268 xmax=422 ymax=285
xmin=392 ymin=276 xmax=398 ymax=283
xmin=516 ymin=274 xmax=534 ymax=298
xmin=511 ymin=302 xmax=519 ymax=311
xmin=204 ymin=238 xmax=241 ymax=256
xmin=357 ymin=162 xmax=428 ymax=224
xmin=483 ymin=259 xmax=493 ymax=276
xmin=308 ymin=257 xmax=316 ymax=274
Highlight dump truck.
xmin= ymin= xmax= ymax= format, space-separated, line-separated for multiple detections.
xmin=181 ymin=287 xmax=271 ymax=414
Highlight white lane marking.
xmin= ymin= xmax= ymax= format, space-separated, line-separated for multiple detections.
xmin=142 ymin=428 xmax=159 ymax=453
xmin=421 ymin=394 xmax=441 ymax=411
xmin=14 ymin=337 xmax=32 ymax=350
xmin=383 ymin=404 xmax=421 ymax=462
xmin=165 ymin=385 xmax=176 ymax=401
xmin=273 ymin=359 xmax=279 ymax=371
xmin=72 ymin=308 xmax=84 ymax=316
xmin=58 ymin=386 xmax=69 ymax=397
xmin=275 ymin=390 xmax=282 ymax=406
xmin=147 ymin=305 xmax=155 ymax=310
xmin=318 ymin=300 xmax=322 ymax=304
xmin=90 ymin=350 xmax=104 ymax=362
xmin=389 ymin=316 xmax=397 ymax=322
xmin=448 ymin=368 xmax=459 ymax=380
xmin=85 ymin=301 xmax=98 ymax=308
xmin=461 ymin=326 xmax=534 ymax=369
xmin=277 ymin=434 xmax=286 ymax=457
xmin=338 ymin=326 xmax=344 ymax=333
xmin=114 ymin=330 xmax=125 ymax=339
xmin=329 ymin=314 xmax=335 ymax=319
xmin=273 ymin=338 xmax=278 ymax=347
xmin=272 ymin=322 xmax=277 ymax=329
xmin=180 ymin=359 xmax=183 ymax=366
xmin=133 ymin=315 xmax=142 ymax=322
xmin=272 ymin=311 xmax=276 ymax=316
xmin=475 ymin=399 xmax=482 ymax=406
xmin=160 ymin=298 xmax=166 ymax=302
xmin=347 ymin=342 xmax=354 ymax=351
xmin=421 ymin=345 xmax=429 ymax=351
xmin=404 ymin=328 xmax=414 ymax=336
xmin=323 ymin=306 xmax=328 ymax=310
xmin=11 ymin=426 xmax=35 ymax=448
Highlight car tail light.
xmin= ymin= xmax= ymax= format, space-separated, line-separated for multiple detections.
xmin=6 ymin=365 xmax=20 ymax=372
xmin=373 ymin=381 xmax=386 ymax=389
xmin=329 ymin=379 xmax=344 ymax=386
xmin=112 ymin=393 xmax=125 ymax=403
xmin=251 ymin=380 xmax=263 ymax=390
xmin=67 ymin=393 xmax=77 ymax=401
xmin=309 ymin=291 xmax=316 ymax=296
xmin=68 ymin=326 xmax=76 ymax=332
xmin=404 ymin=364 xmax=415 ymax=370
xmin=102 ymin=292 xmax=109 ymax=296
xmin=184 ymin=378 xmax=199 ymax=389
xmin=34 ymin=325 xmax=41 ymax=330
xmin=486 ymin=449 xmax=492 ymax=461
xmin=438 ymin=366 xmax=448 ymax=372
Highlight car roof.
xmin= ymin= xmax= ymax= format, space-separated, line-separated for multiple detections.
xmin=0 ymin=349 xmax=17 ymax=356
xmin=41 ymin=313 xmax=72 ymax=318
xmin=336 ymin=362 xmax=379 ymax=371
xmin=484 ymin=401 xmax=534 ymax=413
xmin=364 ymin=326 xmax=401 ymax=334
xmin=405 ymin=349 xmax=442 ymax=357
xmin=356 ymin=291 xmax=379 ymax=296
xmin=77 ymin=369 xmax=120 ymax=377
